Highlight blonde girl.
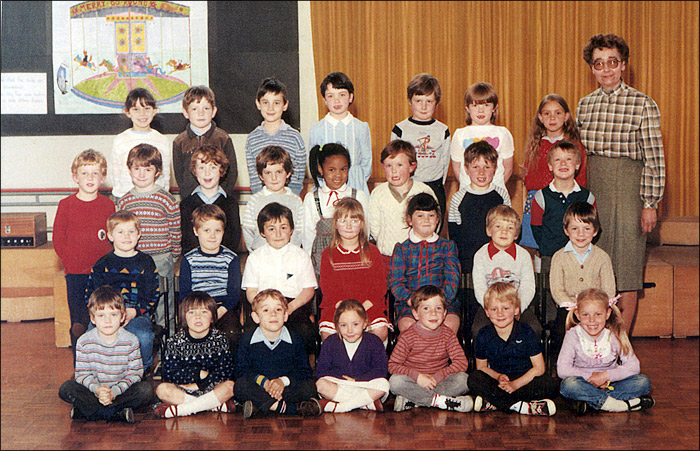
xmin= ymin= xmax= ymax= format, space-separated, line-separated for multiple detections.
xmin=319 ymin=198 xmax=391 ymax=344
xmin=315 ymin=299 xmax=390 ymax=413
xmin=520 ymin=94 xmax=587 ymax=249
xmin=557 ymin=288 xmax=654 ymax=414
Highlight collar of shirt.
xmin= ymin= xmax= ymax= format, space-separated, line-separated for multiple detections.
xmin=262 ymin=186 xmax=290 ymax=196
xmin=258 ymin=119 xmax=290 ymax=134
xmin=194 ymin=185 xmax=226 ymax=204
xmin=487 ymin=241 xmax=518 ymax=260
xmin=542 ymin=134 xmax=564 ymax=144
xmin=600 ymin=79 xmax=628 ymax=96
xmin=563 ymin=240 xmax=592 ymax=264
xmin=409 ymin=229 xmax=439 ymax=244
xmin=250 ymin=326 xmax=292 ymax=350
xmin=407 ymin=117 xmax=436 ymax=126
xmin=548 ymin=179 xmax=581 ymax=194
xmin=324 ymin=112 xmax=354 ymax=126
xmin=321 ymin=183 xmax=349 ymax=206
xmin=263 ymin=242 xmax=292 ymax=254
xmin=128 ymin=186 xmax=160 ymax=197
xmin=387 ymin=178 xmax=414 ymax=203
xmin=337 ymin=244 xmax=360 ymax=254
xmin=187 ymin=120 xmax=217 ymax=138
xmin=465 ymin=183 xmax=496 ymax=196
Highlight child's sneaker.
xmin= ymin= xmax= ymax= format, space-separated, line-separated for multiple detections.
xmin=525 ymin=399 xmax=556 ymax=416
xmin=393 ymin=395 xmax=416 ymax=412
xmin=445 ymin=395 xmax=473 ymax=412
xmin=474 ymin=396 xmax=497 ymax=412
xmin=114 ymin=407 xmax=135 ymax=423
xmin=297 ymin=398 xmax=322 ymax=416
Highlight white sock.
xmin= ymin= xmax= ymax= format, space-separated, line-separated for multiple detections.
xmin=333 ymin=385 xmax=354 ymax=403
xmin=601 ymin=396 xmax=629 ymax=412
xmin=337 ymin=389 xmax=374 ymax=412
xmin=382 ymin=339 xmax=388 ymax=349
xmin=169 ymin=391 xmax=221 ymax=417
xmin=183 ymin=393 xmax=196 ymax=403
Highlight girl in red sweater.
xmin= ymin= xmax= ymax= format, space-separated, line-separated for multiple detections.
xmin=520 ymin=94 xmax=587 ymax=250
xmin=319 ymin=198 xmax=391 ymax=346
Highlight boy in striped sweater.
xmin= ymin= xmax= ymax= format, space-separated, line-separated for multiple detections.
xmin=117 ymin=143 xmax=181 ymax=335
xmin=59 ymin=285 xmax=154 ymax=423
xmin=388 ymin=285 xmax=472 ymax=412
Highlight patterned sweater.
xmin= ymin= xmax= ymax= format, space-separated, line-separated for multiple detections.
xmin=75 ymin=327 xmax=143 ymax=397
xmin=117 ymin=187 xmax=181 ymax=259
xmin=388 ymin=322 xmax=467 ymax=383
xmin=161 ymin=329 xmax=234 ymax=392
xmin=179 ymin=246 xmax=241 ymax=312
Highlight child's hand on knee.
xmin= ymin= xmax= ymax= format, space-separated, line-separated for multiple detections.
xmin=265 ymin=378 xmax=285 ymax=400
xmin=417 ymin=373 xmax=437 ymax=390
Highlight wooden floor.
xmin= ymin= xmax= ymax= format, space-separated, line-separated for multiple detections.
xmin=1 ymin=319 xmax=698 ymax=450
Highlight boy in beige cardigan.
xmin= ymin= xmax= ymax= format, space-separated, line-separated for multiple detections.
xmin=548 ymin=202 xmax=616 ymax=367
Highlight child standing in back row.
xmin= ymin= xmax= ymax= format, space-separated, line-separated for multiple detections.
xmin=309 ymin=72 xmax=372 ymax=196
xmin=112 ymin=88 xmax=170 ymax=199
xmin=391 ymin=73 xmax=451 ymax=227
xmin=520 ymin=94 xmax=587 ymax=250
xmin=450 ymin=82 xmax=514 ymax=191
xmin=53 ymin=149 xmax=115 ymax=353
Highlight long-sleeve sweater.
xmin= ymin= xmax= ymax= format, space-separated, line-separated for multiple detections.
xmin=472 ymin=242 xmax=535 ymax=311
xmin=178 ymin=246 xmax=241 ymax=312
xmin=315 ymin=333 xmax=388 ymax=381
xmin=388 ymin=322 xmax=467 ymax=383
xmin=161 ymin=329 xmax=234 ymax=392
xmin=75 ymin=327 xmax=143 ymax=397
xmin=116 ymin=187 xmax=181 ymax=259
xmin=86 ymin=251 xmax=159 ymax=317
xmin=172 ymin=122 xmax=238 ymax=199
xmin=111 ymin=128 xmax=171 ymax=198
xmin=234 ymin=327 xmax=313 ymax=383
xmin=549 ymin=244 xmax=616 ymax=307
xmin=557 ymin=325 xmax=640 ymax=382
xmin=53 ymin=193 xmax=115 ymax=274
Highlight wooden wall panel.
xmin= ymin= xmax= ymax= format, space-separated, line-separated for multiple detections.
xmin=310 ymin=1 xmax=699 ymax=217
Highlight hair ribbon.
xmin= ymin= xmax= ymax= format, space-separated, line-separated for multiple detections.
xmin=609 ymin=294 xmax=621 ymax=308
xmin=561 ymin=301 xmax=577 ymax=311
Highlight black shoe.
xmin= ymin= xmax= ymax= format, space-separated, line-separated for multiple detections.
xmin=70 ymin=407 xmax=85 ymax=420
xmin=627 ymin=395 xmax=655 ymax=411
xmin=297 ymin=398 xmax=322 ymax=416
xmin=571 ymin=400 xmax=588 ymax=416
xmin=243 ymin=400 xmax=258 ymax=419
xmin=114 ymin=407 xmax=134 ymax=423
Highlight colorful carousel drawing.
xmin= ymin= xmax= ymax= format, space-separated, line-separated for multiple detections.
xmin=67 ymin=0 xmax=191 ymax=108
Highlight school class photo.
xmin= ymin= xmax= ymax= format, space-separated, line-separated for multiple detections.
xmin=1 ymin=1 xmax=698 ymax=450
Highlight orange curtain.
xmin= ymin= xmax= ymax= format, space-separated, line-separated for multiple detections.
xmin=310 ymin=1 xmax=699 ymax=217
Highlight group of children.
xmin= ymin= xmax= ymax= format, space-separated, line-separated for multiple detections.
xmin=56 ymin=64 xmax=654 ymax=423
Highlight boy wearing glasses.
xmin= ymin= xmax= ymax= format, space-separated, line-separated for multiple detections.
xmin=575 ymin=33 xmax=665 ymax=333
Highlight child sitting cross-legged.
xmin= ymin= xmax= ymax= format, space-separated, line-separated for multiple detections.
xmin=388 ymin=285 xmax=472 ymax=413
xmin=469 ymin=282 xmax=559 ymax=416
xmin=59 ymin=285 xmax=154 ymax=423
xmin=154 ymin=291 xmax=236 ymax=418
xmin=315 ymin=299 xmax=390 ymax=413
xmin=235 ymin=289 xmax=322 ymax=418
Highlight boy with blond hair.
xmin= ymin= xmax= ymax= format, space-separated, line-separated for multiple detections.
xmin=117 ymin=144 xmax=180 ymax=334
xmin=368 ymin=139 xmax=438 ymax=261
xmin=245 ymin=77 xmax=306 ymax=195
xmin=242 ymin=145 xmax=303 ymax=251
xmin=59 ymin=285 xmax=154 ymax=423
xmin=112 ymin=88 xmax=170 ymax=199
xmin=54 ymin=149 xmax=116 ymax=352
xmin=173 ymin=85 xmax=238 ymax=199
xmin=85 ymin=210 xmax=159 ymax=369
xmin=388 ymin=285 xmax=472 ymax=412
xmin=235 ymin=289 xmax=321 ymax=418
xmin=470 ymin=282 xmax=558 ymax=416
xmin=471 ymin=205 xmax=539 ymax=338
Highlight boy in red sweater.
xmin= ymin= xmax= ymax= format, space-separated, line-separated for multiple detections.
xmin=388 ymin=285 xmax=472 ymax=412
xmin=53 ymin=149 xmax=115 ymax=355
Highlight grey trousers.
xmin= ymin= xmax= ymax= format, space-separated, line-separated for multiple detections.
xmin=389 ymin=372 xmax=469 ymax=407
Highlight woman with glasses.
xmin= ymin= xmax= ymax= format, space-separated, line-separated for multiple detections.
xmin=575 ymin=33 xmax=666 ymax=334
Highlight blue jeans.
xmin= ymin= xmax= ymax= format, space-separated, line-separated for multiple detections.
xmin=87 ymin=315 xmax=154 ymax=368
xmin=560 ymin=374 xmax=651 ymax=410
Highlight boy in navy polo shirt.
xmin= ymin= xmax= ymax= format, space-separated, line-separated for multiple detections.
xmin=469 ymin=282 xmax=559 ymax=416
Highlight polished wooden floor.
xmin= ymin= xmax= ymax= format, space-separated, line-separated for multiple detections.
xmin=1 ymin=319 xmax=698 ymax=450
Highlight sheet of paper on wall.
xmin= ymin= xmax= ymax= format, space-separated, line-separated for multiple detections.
xmin=1 ymin=73 xmax=48 ymax=115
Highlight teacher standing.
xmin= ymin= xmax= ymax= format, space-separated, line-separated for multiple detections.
xmin=576 ymin=33 xmax=666 ymax=332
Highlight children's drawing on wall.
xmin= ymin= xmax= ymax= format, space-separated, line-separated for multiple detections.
xmin=52 ymin=1 xmax=208 ymax=114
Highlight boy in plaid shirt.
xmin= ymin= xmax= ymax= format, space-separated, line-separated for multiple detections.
xmin=389 ymin=193 xmax=461 ymax=334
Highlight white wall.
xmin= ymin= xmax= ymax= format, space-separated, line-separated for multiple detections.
xmin=0 ymin=1 xmax=318 ymax=241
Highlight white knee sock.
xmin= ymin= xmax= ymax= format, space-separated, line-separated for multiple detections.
xmin=335 ymin=389 xmax=374 ymax=412
xmin=167 ymin=391 xmax=221 ymax=418
xmin=601 ymin=396 xmax=629 ymax=412
xmin=333 ymin=385 xmax=354 ymax=403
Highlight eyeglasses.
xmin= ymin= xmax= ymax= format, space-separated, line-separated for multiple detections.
xmin=336 ymin=218 xmax=361 ymax=226
xmin=592 ymin=58 xmax=621 ymax=71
